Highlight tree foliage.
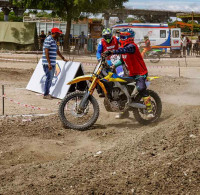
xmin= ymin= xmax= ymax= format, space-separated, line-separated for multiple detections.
xmin=0 ymin=11 xmax=23 ymax=22
xmin=11 ymin=0 xmax=128 ymax=50
xmin=168 ymin=21 xmax=200 ymax=33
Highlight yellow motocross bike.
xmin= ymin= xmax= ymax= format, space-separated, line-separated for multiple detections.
xmin=58 ymin=57 xmax=162 ymax=130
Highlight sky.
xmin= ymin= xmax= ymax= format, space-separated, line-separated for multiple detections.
xmin=124 ymin=0 xmax=200 ymax=12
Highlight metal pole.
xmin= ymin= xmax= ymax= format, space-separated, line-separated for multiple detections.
xmin=178 ymin=61 xmax=181 ymax=77
xmin=2 ymin=85 xmax=5 ymax=115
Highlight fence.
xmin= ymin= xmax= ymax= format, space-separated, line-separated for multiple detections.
xmin=37 ymin=37 xmax=98 ymax=55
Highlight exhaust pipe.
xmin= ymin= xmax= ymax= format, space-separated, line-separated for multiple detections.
xmin=129 ymin=103 xmax=146 ymax=109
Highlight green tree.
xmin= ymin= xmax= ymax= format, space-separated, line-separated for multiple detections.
xmin=0 ymin=11 xmax=23 ymax=22
xmin=12 ymin=0 xmax=128 ymax=51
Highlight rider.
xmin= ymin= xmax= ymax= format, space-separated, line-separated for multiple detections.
xmin=141 ymin=35 xmax=151 ymax=58
xmin=103 ymin=28 xmax=153 ymax=119
xmin=96 ymin=28 xmax=119 ymax=62
xmin=96 ymin=28 xmax=119 ymax=97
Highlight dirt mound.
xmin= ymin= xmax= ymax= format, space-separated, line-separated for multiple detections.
xmin=0 ymin=103 xmax=199 ymax=194
xmin=0 ymin=68 xmax=33 ymax=83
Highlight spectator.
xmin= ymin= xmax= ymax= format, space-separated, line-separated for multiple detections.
xmin=42 ymin=28 xmax=68 ymax=99
xmin=39 ymin=30 xmax=46 ymax=50
xmin=59 ymin=30 xmax=64 ymax=51
xmin=196 ymin=35 xmax=200 ymax=55
xmin=181 ymin=35 xmax=187 ymax=57
xmin=78 ymin=31 xmax=86 ymax=49
xmin=186 ymin=37 xmax=192 ymax=56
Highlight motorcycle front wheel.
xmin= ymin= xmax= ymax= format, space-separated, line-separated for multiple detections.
xmin=59 ymin=91 xmax=99 ymax=130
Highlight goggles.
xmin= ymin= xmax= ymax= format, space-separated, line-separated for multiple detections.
xmin=120 ymin=35 xmax=128 ymax=41
xmin=103 ymin=34 xmax=112 ymax=39
xmin=120 ymin=32 xmax=131 ymax=41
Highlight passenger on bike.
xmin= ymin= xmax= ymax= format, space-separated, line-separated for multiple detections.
xmin=141 ymin=35 xmax=151 ymax=58
xmin=102 ymin=28 xmax=153 ymax=119
xmin=96 ymin=28 xmax=119 ymax=62
xmin=96 ymin=28 xmax=119 ymax=97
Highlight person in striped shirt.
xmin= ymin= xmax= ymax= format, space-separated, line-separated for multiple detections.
xmin=42 ymin=28 xmax=68 ymax=99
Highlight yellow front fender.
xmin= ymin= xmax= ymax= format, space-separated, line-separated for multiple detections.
xmin=67 ymin=74 xmax=108 ymax=96
xmin=67 ymin=74 xmax=93 ymax=85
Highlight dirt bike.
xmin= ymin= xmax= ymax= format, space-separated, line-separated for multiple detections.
xmin=138 ymin=43 xmax=162 ymax=63
xmin=58 ymin=57 xmax=162 ymax=130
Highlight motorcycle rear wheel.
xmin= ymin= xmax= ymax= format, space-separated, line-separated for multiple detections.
xmin=149 ymin=54 xmax=160 ymax=63
xmin=133 ymin=90 xmax=162 ymax=125
xmin=59 ymin=91 xmax=99 ymax=130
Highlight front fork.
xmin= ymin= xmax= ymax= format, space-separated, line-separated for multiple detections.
xmin=78 ymin=77 xmax=98 ymax=112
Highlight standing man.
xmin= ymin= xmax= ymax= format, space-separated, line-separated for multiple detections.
xmin=78 ymin=31 xmax=86 ymax=49
xmin=39 ymin=30 xmax=46 ymax=50
xmin=42 ymin=27 xmax=68 ymax=99
xmin=186 ymin=37 xmax=192 ymax=56
xmin=196 ymin=35 xmax=200 ymax=55
xmin=181 ymin=34 xmax=187 ymax=57
xmin=59 ymin=30 xmax=64 ymax=51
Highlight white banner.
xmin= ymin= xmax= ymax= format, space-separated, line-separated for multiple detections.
xmin=26 ymin=59 xmax=85 ymax=99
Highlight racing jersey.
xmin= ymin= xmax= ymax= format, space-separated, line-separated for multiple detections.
xmin=96 ymin=36 xmax=119 ymax=60
xmin=113 ymin=42 xmax=148 ymax=76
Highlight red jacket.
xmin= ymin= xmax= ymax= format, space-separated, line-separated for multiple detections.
xmin=121 ymin=42 xmax=148 ymax=76
xmin=102 ymin=36 xmax=119 ymax=52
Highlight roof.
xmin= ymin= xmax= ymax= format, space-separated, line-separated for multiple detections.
xmin=112 ymin=23 xmax=169 ymax=29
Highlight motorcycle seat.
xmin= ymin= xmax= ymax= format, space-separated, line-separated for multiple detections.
xmin=118 ymin=77 xmax=135 ymax=83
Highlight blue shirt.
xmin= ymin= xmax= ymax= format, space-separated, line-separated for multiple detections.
xmin=113 ymin=44 xmax=135 ymax=54
xmin=42 ymin=35 xmax=58 ymax=66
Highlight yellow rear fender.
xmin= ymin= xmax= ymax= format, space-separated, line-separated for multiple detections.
xmin=147 ymin=76 xmax=160 ymax=81
xmin=67 ymin=75 xmax=93 ymax=85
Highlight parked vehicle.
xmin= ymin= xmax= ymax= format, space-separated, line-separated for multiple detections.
xmin=112 ymin=23 xmax=181 ymax=56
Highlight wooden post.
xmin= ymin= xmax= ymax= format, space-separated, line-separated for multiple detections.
xmin=2 ymin=85 xmax=5 ymax=115
xmin=37 ymin=50 xmax=39 ymax=63
xmin=178 ymin=61 xmax=181 ymax=77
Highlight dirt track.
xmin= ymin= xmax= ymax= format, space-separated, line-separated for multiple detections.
xmin=0 ymin=57 xmax=200 ymax=194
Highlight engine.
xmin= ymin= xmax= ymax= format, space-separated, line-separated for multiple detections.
xmin=111 ymin=87 xmax=121 ymax=101
xmin=104 ymin=87 xmax=127 ymax=112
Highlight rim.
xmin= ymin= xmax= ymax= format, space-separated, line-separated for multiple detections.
xmin=63 ymin=95 xmax=95 ymax=127
xmin=150 ymin=54 xmax=159 ymax=62
xmin=138 ymin=96 xmax=158 ymax=121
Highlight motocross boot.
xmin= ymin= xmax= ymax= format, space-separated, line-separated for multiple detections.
xmin=143 ymin=96 xmax=154 ymax=119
